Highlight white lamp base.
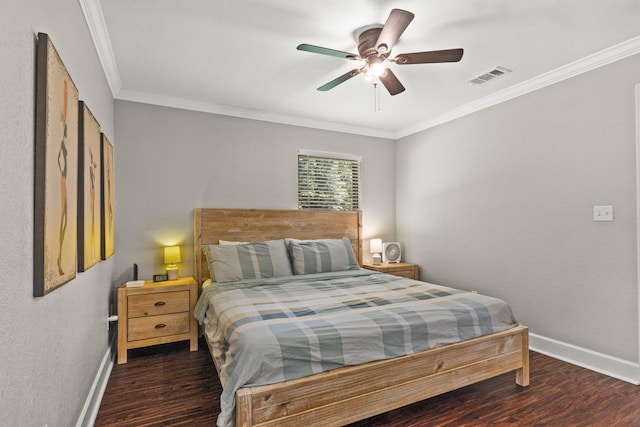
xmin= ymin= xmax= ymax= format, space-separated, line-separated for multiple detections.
xmin=372 ymin=254 xmax=382 ymax=265
xmin=167 ymin=267 xmax=179 ymax=280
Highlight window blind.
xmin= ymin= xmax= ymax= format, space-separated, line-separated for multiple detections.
xmin=297 ymin=153 xmax=361 ymax=211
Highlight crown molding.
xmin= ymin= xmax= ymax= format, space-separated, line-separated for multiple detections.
xmin=117 ymin=89 xmax=396 ymax=139
xmin=80 ymin=0 xmax=640 ymax=140
xmin=396 ymin=35 xmax=640 ymax=139
xmin=79 ymin=0 xmax=392 ymax=138
xmin=78 ymin=0 xmax=121 ymax=96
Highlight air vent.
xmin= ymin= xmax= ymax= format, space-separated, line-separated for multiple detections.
xmin=467 ymin=66 xmax=511 ymax=85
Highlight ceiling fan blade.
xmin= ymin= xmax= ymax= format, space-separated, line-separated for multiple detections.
xmin=317 ymin=69 xmax=362 ymax=91
xmin=378 ymin=69 xmax=405 ymax=96
xmin=297 ymin=44 xmax=359 ymax=60
xmin=375 ymin=9 xmax=415 ymax=55
xmin=394 ymin=48 xmax=464 ymax=65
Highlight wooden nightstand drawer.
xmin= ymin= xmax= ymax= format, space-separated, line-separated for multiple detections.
xmin=128 ymin=291 xmax=189 ymax=318
xmin=128 ymin=312 xmax=190 ymax=341
xmin=117 ymin=277 xmax=198 ymax=364
xmin=363 ymin=262 xmax=419 ymax=280
xmin=389 ymin=268 xmax=417 ymax=279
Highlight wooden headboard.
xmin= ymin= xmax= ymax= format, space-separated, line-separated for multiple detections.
xmin=193 ymin=208 xmax=363 ymax=286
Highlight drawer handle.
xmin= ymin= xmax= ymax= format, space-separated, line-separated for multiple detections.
xmin=154 ymin=301 xmax=166 ymax=306
xmin=155 ymin=323 xmax=166 ymax=329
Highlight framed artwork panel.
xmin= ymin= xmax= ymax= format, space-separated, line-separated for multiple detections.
xmin=101 ymin=133 xmax=115 ymax=260
xmin=34 ymin=33 xmax=79 ymax=296
xmin=77 ymin=101 xmax=102 ymax=272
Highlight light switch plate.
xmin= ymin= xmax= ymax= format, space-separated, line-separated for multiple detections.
xmin=593 ymin=205 xmax=613 ymax=221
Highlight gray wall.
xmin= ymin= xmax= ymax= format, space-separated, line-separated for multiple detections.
xmin=397 ymin=53 xmax=640 ymax=362
xmin=0 ymin=0 xmax=115 ymax=425
xmin=3 ymin=3 xmax=637 ymax=424
xmin=113 ymin=101 xmax=396 ymax=284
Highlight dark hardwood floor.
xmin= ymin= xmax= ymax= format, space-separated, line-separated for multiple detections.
xmin=95 ymin=338 xmax=640 ymax=426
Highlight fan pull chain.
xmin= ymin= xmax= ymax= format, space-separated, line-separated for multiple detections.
xmin=373 ymin=82 xmax=381 ymax=112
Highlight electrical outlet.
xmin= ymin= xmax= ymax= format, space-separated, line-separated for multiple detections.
xmin=593 ymin=205 xmax=613 ymax=222
xmin=107 ymin=303 xmax=118 ymax=331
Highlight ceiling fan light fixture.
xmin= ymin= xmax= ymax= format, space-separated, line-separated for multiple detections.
xmin=364 ymin=59 xmax=387 ymax=83
xmin=370 ymin=62 xmax=386 ymax=78
xmin=298 ymin=8 xmax=463 ymax=97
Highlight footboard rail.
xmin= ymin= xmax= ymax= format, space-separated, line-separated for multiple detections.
xmin=236 ymin=325 xmax=529 ymax=427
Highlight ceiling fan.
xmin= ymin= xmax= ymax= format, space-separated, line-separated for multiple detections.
xmin=297 ymin=8 xmax=463 ymax=96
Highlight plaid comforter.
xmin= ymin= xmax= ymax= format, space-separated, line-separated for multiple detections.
xmin=194 ymin=269 xmax=518 ymax=427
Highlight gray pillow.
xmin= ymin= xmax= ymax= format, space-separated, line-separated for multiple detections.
xmin=208 ymin=239 xmax=293 ymax=283
xmin=289 ymin=237 xmax=360 ymax=275
xmin=202 ymin=244 xmax=217 ymax=281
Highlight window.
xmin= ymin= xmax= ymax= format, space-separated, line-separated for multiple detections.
xmin=297 ymin=150 xmax=361 ymax=211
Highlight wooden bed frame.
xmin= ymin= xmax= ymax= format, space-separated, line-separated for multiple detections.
xmin=194 ymin=208 xmax=529 ymax=427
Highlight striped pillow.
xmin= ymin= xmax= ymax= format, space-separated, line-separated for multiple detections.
xmin=208 ymin=239 xmax=293 ymax=283
xmin=289 ymin=237 xmax=360 ymax=275
xmin=202 ymin=245 xmax=218 ymax=281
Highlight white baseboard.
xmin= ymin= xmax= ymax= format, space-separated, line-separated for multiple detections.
xmin=76 ymin=346 xmax=115 ymax=427
xmin=529 ymin=332 xmax=640 ymax=385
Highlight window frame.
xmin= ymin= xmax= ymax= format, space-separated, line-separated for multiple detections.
xmin=297 ymin=149 xmax=362 ymax=211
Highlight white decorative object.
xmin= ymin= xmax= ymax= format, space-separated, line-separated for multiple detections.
xmin=370 ymin=238 xmax=382 ymax=265
xmin=383 ymin=242 xmax=401 ymax=263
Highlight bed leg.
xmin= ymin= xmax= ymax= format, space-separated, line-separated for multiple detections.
xmin=516 ymin=327 xmax=530 ymax=386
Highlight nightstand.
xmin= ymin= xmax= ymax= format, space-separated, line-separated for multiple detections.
xmin=117 ymin=276 xmax=198 ymax=364
xmin=363 ymin=262 xmax=419 ymax=280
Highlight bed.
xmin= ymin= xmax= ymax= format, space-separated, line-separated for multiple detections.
xmin=193 ymin=208 xmax=529 ymax=427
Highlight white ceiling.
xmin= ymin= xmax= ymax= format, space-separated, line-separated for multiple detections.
xmin=82 ymin=0 xmax=640 ymax=139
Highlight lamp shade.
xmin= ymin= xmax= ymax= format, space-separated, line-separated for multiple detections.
xmin=370 ymin=238 xmax=383 ymax=253
xmin=164 ymin=246 xmax=182 ymax=265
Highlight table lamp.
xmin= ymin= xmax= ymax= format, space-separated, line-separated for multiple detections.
xmin=164 ymin=246 xmax=181 ymax=280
